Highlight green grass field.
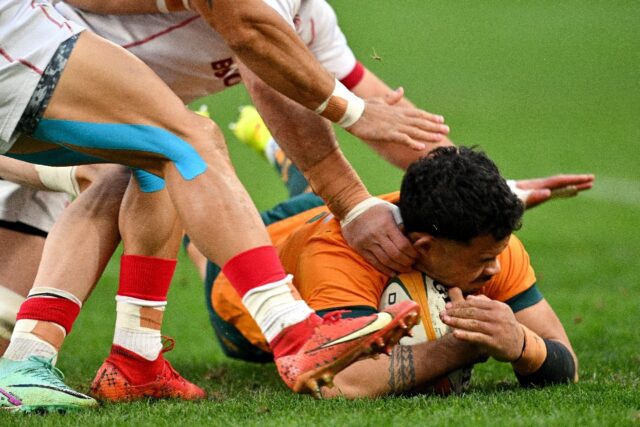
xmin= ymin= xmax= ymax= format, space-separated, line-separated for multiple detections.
xmin=3 ymin=1 xmax=639 ymax=425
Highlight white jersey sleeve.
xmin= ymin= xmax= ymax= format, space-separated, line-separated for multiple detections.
xmin=295 ymin=0 xmax=358 ymax=83
xmin=263 ymin=0 xmax=300 ymax=27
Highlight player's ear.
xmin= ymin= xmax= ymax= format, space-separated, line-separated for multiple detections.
xmin=408 ymin=232 xmax=434 ymax=254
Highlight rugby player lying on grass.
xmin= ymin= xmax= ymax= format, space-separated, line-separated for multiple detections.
xmin=0 ymin=0 xmax=439 ymax=411
xmin=204 ymin=146 xmax=581 ymax=397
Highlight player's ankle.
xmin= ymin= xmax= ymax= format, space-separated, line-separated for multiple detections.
xmin=270 ymin=313 xmax=322 ymax=358
xmin=106 ymin=344 xmax=164 ymax=384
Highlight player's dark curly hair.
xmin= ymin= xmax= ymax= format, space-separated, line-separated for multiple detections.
xmin=399 ymin=146 xmax=524 ymax=243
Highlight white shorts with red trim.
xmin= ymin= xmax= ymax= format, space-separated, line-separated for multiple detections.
xmin=0 ymin=0 xmax=84 ymax=153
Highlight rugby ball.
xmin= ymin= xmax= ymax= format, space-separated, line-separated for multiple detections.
xmin=379 ymin=271 xmax=473 ymax=394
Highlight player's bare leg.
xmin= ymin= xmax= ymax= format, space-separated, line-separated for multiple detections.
xmin=0 ymin=161 xmax=128 ymax=412
xmin=0 ymin=229 xmax=43 ymax=355
xmin=0 ymin=162 xmax=124 ymax=357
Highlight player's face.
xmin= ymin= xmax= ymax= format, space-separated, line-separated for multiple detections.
xmin=415 ymin=234 xmax=510 ymax=294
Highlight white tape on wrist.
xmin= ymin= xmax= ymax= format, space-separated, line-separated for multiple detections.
xmin=315 ymin=79 xmax=365 ymax=128
xmin=340 ymin=197 xmax=403 ymax=228
xmin=507 ymin=179 xmax=532 ymax=204
xmin=34 ymin=165 xmax=80 ymax=197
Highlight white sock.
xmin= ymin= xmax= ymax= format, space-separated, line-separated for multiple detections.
xmin=113 ymin=296 xmax=165 ymax=361
xmin=4 ymin=319 xmax=62 ymax=363
xmin=241 ymin=275 xmax=314 ymax=342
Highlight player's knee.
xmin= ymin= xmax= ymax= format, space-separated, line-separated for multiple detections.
xmin=161 ymin=113 xmax=231 ymax=176
xmin=76 ymin=164 xmax=130 ymax=196
xmin=75 ymin=165 xmax=130 ymax=213
xmin=189 ymin=114 xmax=230 ymax=158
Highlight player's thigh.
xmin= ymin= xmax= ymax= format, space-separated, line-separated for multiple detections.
xmin=45 ymin=31 xmax=195 ymax=134
xmin=38 ymin=32 xmax=218 ymax=172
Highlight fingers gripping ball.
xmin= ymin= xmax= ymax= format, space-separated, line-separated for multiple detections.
xmin=379 ymin=272 xmax=473 ymax=394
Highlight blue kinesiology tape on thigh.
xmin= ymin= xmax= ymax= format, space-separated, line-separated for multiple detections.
xmin=6 ymin=146 xmax=106 ymax=166
xmin=33 ymin=118 xmax=207 ymax=180
xmin=133 ymin=169 xmax=166 ymax=193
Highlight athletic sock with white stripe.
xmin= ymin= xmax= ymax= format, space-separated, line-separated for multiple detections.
xmin=3 ymin=287 xmax=81 ymax=363
xmin=221 ymin=246 xmax=314 ymax=357
xmin=113 ymin=255 xmax=175 ymax=361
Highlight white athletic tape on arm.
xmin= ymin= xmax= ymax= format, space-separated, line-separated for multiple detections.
xmin=34 ymin=165 xmax=80 ymax=197
xmin=507 ymin=180 xmax=532 ymax=204
xmin=0 ymin=286 xmax=26 ymax=331
xmin=315 ymin=78 xmax=365 ymax=128
xmin=340 ymin=197 xmax=403 ymax=228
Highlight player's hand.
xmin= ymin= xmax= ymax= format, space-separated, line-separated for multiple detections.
xmin=347 ymin=88 xmax=450 ymax=151
xmin=341 ymin=203 xmax=417 ymax=276
xmin=509 ymin=174 xmax=595 ymax=209
xmin=440 ymin=292 xmax=524 ymax=362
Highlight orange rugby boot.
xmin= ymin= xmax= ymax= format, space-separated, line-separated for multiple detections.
xmin=273 ymin=300 xmax=419 ymax=398
xmin=90 ymin=338 xmax=205 ymax=402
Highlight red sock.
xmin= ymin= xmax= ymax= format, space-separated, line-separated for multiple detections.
xmin=118 ymin=254 xmax=176 ymax=300
xmin=222 ymin=246 xmax=286 ymax=297
xmin=16 ymin=297 xmax=80 ymax=334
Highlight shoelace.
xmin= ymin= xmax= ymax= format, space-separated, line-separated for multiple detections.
xmin=160 ymin=336 xmax=175 ymax=354
xmin=159 ymin=337 xmax=182 ymax=381
xmin=20 ymin=356 xmax=67 ymax=388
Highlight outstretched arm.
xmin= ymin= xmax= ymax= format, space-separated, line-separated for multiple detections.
xmin=0 ymin=156 xmax=124 ymax=197
xmin=509 ymin=175 xmax=595 ymax=209
xmin=321 ymin=333 xmax=481 ymax=399
xmin=0 ymin=156 xmax=81 ymax=196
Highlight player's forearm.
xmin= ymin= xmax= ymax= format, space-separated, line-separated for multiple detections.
xmin=510 ymin=327 xmax=578 ymax=386
xmin=192 ymin=0 xmax=334 ymax=110
xmin=242 ymin=63 xmax=370 ymax=219
xmin=65 ymin=0 xmax=159 ymax=14
xmin=323 ymin=335 xmax=480 ymax=398
xmin=0 ymin=157 xmax=44 ymax=189
xmin=514 ymin=300 xmax=579 ymax=384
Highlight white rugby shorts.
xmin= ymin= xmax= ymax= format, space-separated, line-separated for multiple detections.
xmin=0 ymin=180 xmax=69 ymax=233
xmin=0 ymin=0 xmax=84 ymax=153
